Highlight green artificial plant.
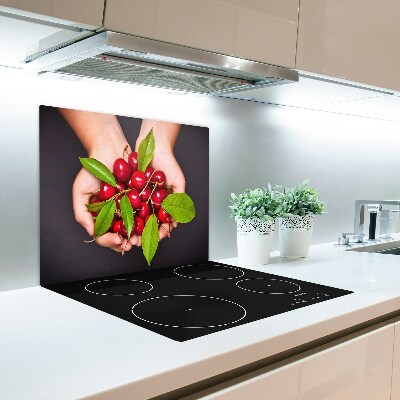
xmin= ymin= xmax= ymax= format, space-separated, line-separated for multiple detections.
xmin=281 ymin=180 xmax=325 ymax=216
xmin=229 ymin=184 xmax=283 ymax=222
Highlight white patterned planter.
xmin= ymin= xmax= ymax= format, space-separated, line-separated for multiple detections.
xmin=236 ymin=218 xmax=275 ymax=265
xmin=279 ymin=215 xmax=314 ymax=258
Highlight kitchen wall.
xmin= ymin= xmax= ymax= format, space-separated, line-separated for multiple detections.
xmin=1 ymin=66 xmax=400 ymax=292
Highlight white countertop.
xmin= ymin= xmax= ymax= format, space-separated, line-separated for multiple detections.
xmin=2 ymin=239 xmax=400 ymax=400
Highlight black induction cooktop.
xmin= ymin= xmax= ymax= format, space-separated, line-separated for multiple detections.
xmin=44 ymin=262 xmax=353 ymax=341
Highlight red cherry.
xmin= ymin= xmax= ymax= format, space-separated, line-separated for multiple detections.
xmin=128 ymin=170 xmax=146 ymax=190
xmin=98 ymin=182 xmax=117 ymax=201
xmin=113 ymin=158 xmax=132 ymax=183
xmin=138 ymin=202 xmax=151 ymax=219
xmin=127 ymin=189 xmax=141 ymax=209
xmin=90 ymin=198 xmax=100 ymax=217
xmin=113 ymin=220 xmax=127 ymax=237
xmin=140 ymin=186 xmax=152 ymax=202
xmin=113 ymin=220 xmax=122 ymax=233
xmin=128 ymin=152 xmax=138 ymax=171
xmin=151 ymin=188 xmax=168 ymax=209
xmin=144 ymin=166 xmax=155 ymax=181
xmin=115 ymin=193 xmax=124 ymax=209
xmin=116 ymin=181 xmax=126 ymax=192
xmin=158 ymin=207 xmax=172 ymax=223
xmin=134 ymin=216 xmax=145 ymax=235
xmin=151 ymin=170 xmax=166 ymax=187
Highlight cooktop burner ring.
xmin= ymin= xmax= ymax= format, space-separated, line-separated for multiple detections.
xmin=173 ymin=264 xmax=244 ymax=281
xmin=85 ymin=279 xmax=153 ymax=296
xmin=236 ymin=278 xmax=301 ymax=295
xmin=131 ymin=294 xmax=247 ymax=328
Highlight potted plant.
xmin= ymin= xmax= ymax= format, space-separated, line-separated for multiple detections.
xmin=279 ymin=180 xmax=325 ymax=258
xmin=229 ymin=185 xmax=282 ymax=265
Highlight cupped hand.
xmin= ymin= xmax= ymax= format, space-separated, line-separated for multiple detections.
xmin=73 ymin=157 xmax=139 ymax=253
xmin=59 ymin=109 xmax=139 ymax=253
xmin=134 ymin=120 xmax=183 ymax=244
xmin=150 ymin=150 xmax=185 ymax=241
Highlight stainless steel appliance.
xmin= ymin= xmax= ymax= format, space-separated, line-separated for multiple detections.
xmin=25 ymin=31 xmax=298 ymax=97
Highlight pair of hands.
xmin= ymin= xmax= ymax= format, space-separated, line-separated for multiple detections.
xmin=73 ymin=148 xmax=185 ymax=253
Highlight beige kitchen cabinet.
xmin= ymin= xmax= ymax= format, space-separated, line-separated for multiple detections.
xmin=0 ymin=0 xmax=105 ymax=28
xmin=186 ymin=324 xmax=395 ymax=399
xmin=103 ymin=0 xmax=299 ymax=68
xmin=392 ymin=322 xmax=400 ymax=399
xmin=297 ymin=0 xmax=400 ymax=91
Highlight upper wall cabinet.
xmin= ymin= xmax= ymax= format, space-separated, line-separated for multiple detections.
xmin=103 ymin=0 xmax=299 ymax=68
xmin=297 ymin=0 xmax=400 ymax=92
xmin=0 ymin=0 xmax=105 ymax=29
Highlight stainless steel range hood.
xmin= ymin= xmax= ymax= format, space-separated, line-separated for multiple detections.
xmin=25 ymin=31 xmax=298 ymax=97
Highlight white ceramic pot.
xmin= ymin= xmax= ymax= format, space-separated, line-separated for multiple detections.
xmin=236 ymin=218 xmax=275 ymax=265
xmin=279 ymin=215 xmax=314 ymax=258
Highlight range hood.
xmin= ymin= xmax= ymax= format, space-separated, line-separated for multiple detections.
xmin=25 ymin=31 xmax=298 ymax=97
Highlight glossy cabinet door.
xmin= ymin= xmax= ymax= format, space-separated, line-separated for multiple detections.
xmin=297 ymin=0 xmax=400 ymax=91
xmin=392 ymin=322 xmax=400 ymax=399
xmin=0 ymin=0 xmax=105 ymax=28
xmin=191 ymin=325 xmax=394 ymax=399
xmin=103 ymin=0 xmax=299 ymax=68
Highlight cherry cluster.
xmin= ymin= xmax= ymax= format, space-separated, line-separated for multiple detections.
xmin=90 ymin=151 xmax=172 ymax=238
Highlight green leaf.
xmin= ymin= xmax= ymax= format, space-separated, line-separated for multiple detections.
xmin=86 ymin=200 xmax=108 ymax=212
xmin=80 ymin=158 xmax=116 ymax=187
xmin=161 ymin=193 xmax=196 ymax=223
xmin=120 ymin=195 xmax=134 ymax=238
xmin=142 ymin=214 xmax=159 ymax=266
xmin=94 ymin=200 xmax=116 ymax=238
xmin=228 ymin=185 xmax=283 ymax=220
xmin=137 ymin=128 xmax=155 ymax=172
xmin=280 ymin=180 xmax=325 ymax=216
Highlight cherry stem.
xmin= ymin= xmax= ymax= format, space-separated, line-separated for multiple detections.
xmin=147 ymin=177 xmax=159 ymax=210
xmin=85 ymin=188 xmax=131 ymax=208
xmin=139 ymin=170 xmax=156 ymax=197
xmin=109 ymin=189 xmax=130 ymax=201
xmin=160 ymin=224 xmax=171 ymax=238
xmin=88 ymin=189 xmax=100 ymax=201
xmin=122 ymin=145 xmax=130 ymax=160
xmin=122 ymin=238 xmax=130 ymax=254
xmin=137 ymin=170 xmax=160 ymax=212
xmin=149 ymin=185 xmax=157 ymax=200
xmin=124 ymin=239 xmax=129 ymax=249
xmin=117 ymin=232 xmax=126 ymax=256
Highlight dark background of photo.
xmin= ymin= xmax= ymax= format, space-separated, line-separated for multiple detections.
xmin=40 ymin=106 xmax=209 ymax=285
